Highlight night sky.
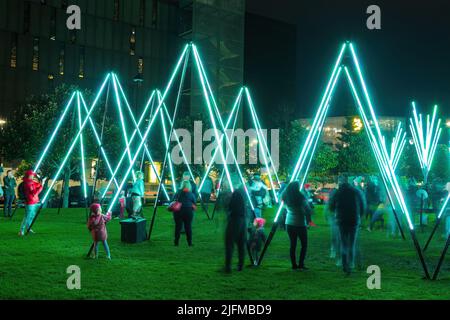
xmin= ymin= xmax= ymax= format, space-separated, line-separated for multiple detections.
xmin=246 ymin=0 xmax=450 ymax=120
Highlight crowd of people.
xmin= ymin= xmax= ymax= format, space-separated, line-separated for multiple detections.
xmin=1 ymin=164 xmax=449 ymax=275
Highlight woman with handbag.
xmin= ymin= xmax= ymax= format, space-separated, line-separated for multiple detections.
xmin=172 ymin=180 xmax=196 ymax=246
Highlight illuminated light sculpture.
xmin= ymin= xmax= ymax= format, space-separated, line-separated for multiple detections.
xmin=409 ymin=103 xmax=442 ymax=184
xmin=199 ymin=86 xmax=282 ymax=220
xmin=257 ymin=42 xmax=430 ymax=279
xmin=27 ymin=73 xmax=141 ymax=232
xmin=383 ymin=122 xmax=407 ymax=171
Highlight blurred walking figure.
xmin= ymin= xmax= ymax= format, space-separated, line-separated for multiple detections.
xmin=225 ymin=174 xmax=248 ymax=273
xmin=19 ymin=170 xmax=46 ymax=236
xmin=248 ymin=217 xmax=267 ymax=262
xmin=129 ymin=171 xmax=144 ymax=218
xmin=281 ymin=181 xmax=312 ymax=270
xmin=329 ymin=176 xmax=366 ymax=275
xmin=173 ymin=180 xmax=196 ymax=246
xmin=87 ymin=203 xmax=112 ymax=259
xmin=3 ymin=170 xmax=17 ymax=217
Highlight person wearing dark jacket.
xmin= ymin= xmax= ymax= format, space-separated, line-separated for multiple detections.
xmin=328 ymin=178 xmax=366 ymax=275
xmin=173 ymin=180 xmax=196 ymax=246
xmin=281 ymin=181 xmax=312 ymax=270
xmin=3 ymin=170 xmax=17 ymax=217
xmin=224 ymin=176 xmax=248 ymax=273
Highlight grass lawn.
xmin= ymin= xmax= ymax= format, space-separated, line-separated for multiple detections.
xmin=0 ymin=204 xmax=448 ymax=300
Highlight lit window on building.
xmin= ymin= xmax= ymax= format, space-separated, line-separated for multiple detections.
xmin=32 ymin=38 xmax=39 ymax=71
xmin=79 ymin=47 xmax=85 ymax=78
xmin=50 ymin=8 xmax=56 ymax=40
xmin=59 ymin=45 xmax=65 ymax=75
xmin=130 ymin=28 xmax=136 ymax=55
xmin=113 ymin=0 xmax=120 ymax=21
xmin=10 ymin=33 xmax=18 ymax=68
xmin=48 ymin=73 xmax=54 ymax=80
xmin=138 ymin=57 xmax=144 ymax=74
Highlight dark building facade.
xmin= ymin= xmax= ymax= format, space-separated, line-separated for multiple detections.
xmin=0 ymin=0 xmax=245 ymax=120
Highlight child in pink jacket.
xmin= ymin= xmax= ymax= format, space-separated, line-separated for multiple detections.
xmin=87 ymin=203 xmax=111 ymax=259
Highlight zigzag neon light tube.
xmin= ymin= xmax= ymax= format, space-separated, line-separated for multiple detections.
xmin=344 ymin=67 xmax=398 ymax=213
xmin=298 ymin=68 xmax=343 ymax=190
xmin=159 ymin=90 xmax=199 ymax=188
xmin=112 ymin=74 xmax=136 ymax=182
xmin=245 ymin=87 xmax=279 ymax=202
xmin=198 ymin=88 xmax=243 ymax=193
xmin=272 ymin=45 xmax=346 ymax=223
xmin=344 ymin=66 xmax=413 ymax=230
xmin=106 ymin=45 xmax=190 ymax=211
xmin=191 ymin=45 xmax=234 ymax=193
xmin=102 ymin=44 xmax=189 ymax=199
xmin=349 ymin=43 xmax=413 ymax=230
xmin=159 ymin=102 xmax=177 ymax=192
xmin=78 ymin=93 xmax=120 ymax=190
xmin=34 ymin=92 xmax=76 ymax=172
xmin=192 ymin=45 xmax=254 ymax=209
xmin=112 ymin=76 xmax=170 ymax=200
xmin=76 ymin=92 xmax=88 ymax=199
xmin=40 ymin=73 xmax=111 ymax=204
xmin=245 ymin=88 xmax=281 ymax=186
xmin=437 ymin=193 xmax=449 ymax=219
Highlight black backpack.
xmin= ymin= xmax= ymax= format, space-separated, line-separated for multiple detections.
xmin=18 ymin=182 xmax=26 ymax=200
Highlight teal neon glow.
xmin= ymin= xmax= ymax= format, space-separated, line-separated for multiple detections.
xmin=99 ymin=90 xmax=156 ymax=198
xmin=245 ymin=87 xmax=280 ymax=202
xmin=41 ymin=73 xmax=111 ymax=204
xmin=384 ymin=122 xmax=407 ymax=171
xmin=191 ymin=45 xmax=234 ymax=193
xmin=112 ymin=75 xmax=170 ymax=200
xmin=159 ymin=90 xmax=199 ymax=189
xmin=159 ymin=96 xmax=177 ymax=192
xmin=76 ymin=92 xmax=88 ymax=199
xmin=437 ymin=193 xmax=449 ymax=219
xmin=198 ymin=88 xmax=244 ymax=194
xmin=409 ymin=103 xmax=442 ymax=182
xmin=349 ymin=43 xmax=413 ymax=230
xmin=298 ymin=68 xmax=343 ymax=190
xmin=106 ymin=44 xmax=190 ymax=212
xmin=192 ymin=45 xmax=255 ymax=209
xmin=245 ymin=88 xmax=281 ymax=186
xmin=273 ymin=45 xmax=346 ymax=222
xmin=34 ymin=92 xmax=76 ymax=172
xmin=112 ymin=73 xmax=136 ymax=181
xmin=78 ymin=93 xmax=121 ymax=190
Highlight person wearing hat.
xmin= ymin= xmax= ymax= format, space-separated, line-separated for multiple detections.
xmin=19 ymin=170 xmax=46 ymax=236
xmin=87 ymin=203 xmax=112 ymax=259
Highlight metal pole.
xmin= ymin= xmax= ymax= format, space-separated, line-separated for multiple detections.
xmin=424 ymin=217 xmax=442 ymax=251
xmin=148 ymin=49 xmax=190 ymax=240
xmin=432 ymin=234 xmax=449 ymax=280
xmin=409 ymin=229 xmax=431 ymax=279
xmin=257 ymin=221 xmax=279 ymax=266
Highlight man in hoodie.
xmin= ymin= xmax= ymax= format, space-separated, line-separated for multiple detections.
xmin=3 ymin=170 xmax=17 ymax=217
xmin=19 ymin=170 xmax=46 ymax=236
xmin=328 ymin=175 xmax=366 ymax=275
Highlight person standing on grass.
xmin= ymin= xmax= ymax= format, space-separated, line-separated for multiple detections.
xmin=281 ymin=181 xmax=312 ymax=270
xmin=224 ymin=175 xmax=248 ymax=273
xmin=3 ymin=170 xmax=17 ymax=217
xmin=87 ymin=203 xmax=111 ymax=259
xmin=19 ymin=170 xmax=46 ymax=236
xmin=328 ymin=176 xmax=366 ymax=275
xmin=248 ymin=174 xmax=267 ymax=218
xmin=173 ymin=180 xmax=196 ymax=247
xmin=129 ymin=171 xmax=144 ymax=218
